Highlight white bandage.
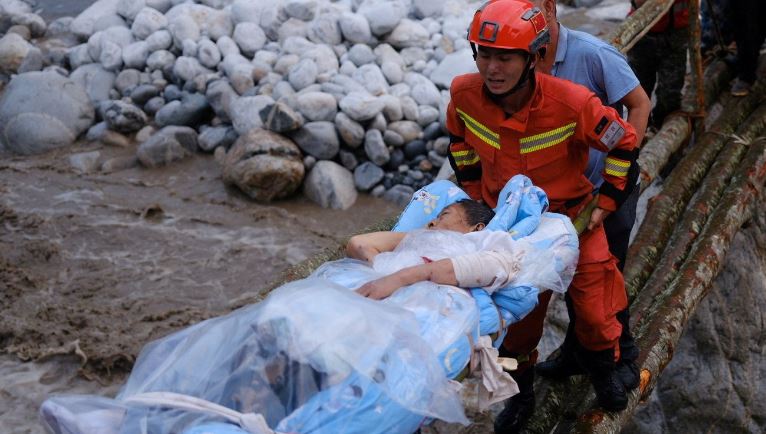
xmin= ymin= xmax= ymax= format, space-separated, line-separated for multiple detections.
xmin=450 ymin=250 xmax=521 ymax=293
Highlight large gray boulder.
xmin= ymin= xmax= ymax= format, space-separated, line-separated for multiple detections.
xmin=288 ymin=121 xmax=339 ymax=160
xmin=0 ymin=71 xmax=94 ymax=155
xmin=232 ymin=22 xmax=266 ymax=57
xmin=165 ymin=3 xmax=233 ymax=45
xmin=339 ymin=91 xmax=384 ymax=122
xmin=339 ymin=12 xmax=371 ymax=44
xmin=303 ymin=160 xmax=357 ymax=210
xmin=429 ymin=49 xmax=478 ymax=89
xmin=0 ymin=0 xmax=32 ymax=17
xmin=385 ymin=19 xmax=429 ymax=49
xmin=334 ymin=112 xmax=365 ymax=148
xmin=0 ymin=33 xmax=42 ymax=74
xmin=263 ymin=101 xmax=304 ymax=133
xmin=70 ymin=0 xmax=124 ymax=40
xmin=229 ymin=95 xmax=273 ymax=135
xmin=357 ymin=0 xmax=407 ymax=37
xmin=205 ymin=79 xmax=237 ymax=123
xmin=412 ymin=0 xmax=444 ymax=18
xmin=101 ymin=100 xmax=148 ymax=133
xmin=155 ymin=92 xmax=211 ymax=127
xmin=222 ymin=128 xmax=305 ymax=202
xmin=132 ymin=7 xmax=168 ymax=40
xmin=354 ymin=161 xmax=384 ymax=191
xmin=69 ymin=64 xmax=117 ymax=104
xmin=308 ymin=12 xmax=342 ymax=45
xmin=295 ymin=91 xmax=337 ymax=122
xmin=136 ymin=125 xmax=198 ymax=167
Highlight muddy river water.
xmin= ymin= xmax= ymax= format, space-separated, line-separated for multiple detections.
xmin=0 ymin=140 xmax=402 ymax=433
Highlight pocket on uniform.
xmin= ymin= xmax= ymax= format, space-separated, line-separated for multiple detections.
xmin=524 ymin=142 xmax=568 ymax=184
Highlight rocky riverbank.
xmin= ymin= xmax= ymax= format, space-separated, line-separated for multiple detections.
xmin=0 ymin=0 xmax=627 ymax=212
xmin=0 ymin=0 xmax=490 ymax=211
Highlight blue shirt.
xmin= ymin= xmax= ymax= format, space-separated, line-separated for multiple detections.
xmin=550 ymin=25 xmax=640 ymax=188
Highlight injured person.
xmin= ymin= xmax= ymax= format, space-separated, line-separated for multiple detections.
xmin=39 ymin=175 xmax=579 ymax=434
xmin=348 ymin=198 xmax=495 ymax=299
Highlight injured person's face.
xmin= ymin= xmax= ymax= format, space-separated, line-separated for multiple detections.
xmin=427 ymin=204 xmax=479 ymax=233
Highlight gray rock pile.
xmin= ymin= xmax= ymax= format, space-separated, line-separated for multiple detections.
xmin=0 ymin=0 xmax=479 ymax=209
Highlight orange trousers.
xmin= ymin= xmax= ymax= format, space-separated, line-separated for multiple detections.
xmin=501 ymin=226 xmax=627 ymax=368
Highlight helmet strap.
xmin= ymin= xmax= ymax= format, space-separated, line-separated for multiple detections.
xmin=486 ymin=53 xmax=535 ymax=102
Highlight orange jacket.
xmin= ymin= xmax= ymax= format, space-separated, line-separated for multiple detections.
xmin=447 ymin=72 xmax=638 ymax=212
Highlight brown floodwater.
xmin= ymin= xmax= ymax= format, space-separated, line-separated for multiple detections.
xmin=0 ymin=141 xmax=401 ymax=433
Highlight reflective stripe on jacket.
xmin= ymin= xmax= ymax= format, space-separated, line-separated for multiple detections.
xmin=446 ymin=72 xmax=638 ymax=212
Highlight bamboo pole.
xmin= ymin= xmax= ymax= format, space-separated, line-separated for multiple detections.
xmin=607 ymin=0 xmax=676 ymax=53
xmin=631 ymin=104 xmax=766 ymax=329
xmin=622 ymin=81 xmax=764 ymax=299
xmin=569 ymin=136 xmax=766 ymax=433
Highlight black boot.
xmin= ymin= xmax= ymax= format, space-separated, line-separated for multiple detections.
xmin=615 ymin=308 xmax=640 ymax=391
xmin=577 ymin=348 xmax=628 ymax=412
xmin=535 ymin=349 xmax=585 ymax=379
xmin=616 ymin=359 xmax=639 ymax=390
xmin=494 ymin=368 xmax=535 ymax=434
xmin=589 ymin=369 xmax=628 ymax=411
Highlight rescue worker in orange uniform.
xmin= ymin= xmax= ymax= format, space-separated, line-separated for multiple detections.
xmin=446 ymin=0 xmax=639 ymax=429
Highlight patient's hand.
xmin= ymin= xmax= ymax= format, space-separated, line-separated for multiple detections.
xmin=356 ymin=274 xmax=405 ymax=300
xmin=356 ymin=260 xmax=457 ymax=300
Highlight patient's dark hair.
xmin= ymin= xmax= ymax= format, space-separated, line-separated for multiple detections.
xmin=454 ymin=199 xmax=495 ymax=227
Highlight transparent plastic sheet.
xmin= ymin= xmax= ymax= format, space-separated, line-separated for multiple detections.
xmin=373 ymin=229 xmax=477 ymax=276
xmin=41 ymin=280 xmax=469 ymax=434
xmin=312 ymin=258 xmax=479 ymax=379
xmin=40 ymin=396 xmax=128 ymax=434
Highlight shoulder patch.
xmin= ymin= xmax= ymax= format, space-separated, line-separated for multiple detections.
xmin=594 ymin=116 xmax=609 ymax=135
xmin=599 ymin=120 xmax=625 ymax=149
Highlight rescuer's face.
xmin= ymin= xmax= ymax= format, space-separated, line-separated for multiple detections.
xmin=476 ymin=46 xmax=530 ymax=95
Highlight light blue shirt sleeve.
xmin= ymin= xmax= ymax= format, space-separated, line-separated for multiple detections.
xmin=551 ymin=25 xmax=641 ymax=188
xmin=552 ymin=25 xmax=640 ymax=106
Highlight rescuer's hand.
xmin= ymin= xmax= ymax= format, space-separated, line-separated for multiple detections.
xmin=587 ymin=207 xmax=611 ymax=231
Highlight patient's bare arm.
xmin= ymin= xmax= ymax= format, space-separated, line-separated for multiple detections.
xmin=356 ymin=259 xmax=458 ymax=300
xmin=346 ymin=231 xmax=407 ymax=263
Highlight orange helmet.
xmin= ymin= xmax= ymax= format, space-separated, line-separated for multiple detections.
xmin=467 ymin=0 xmax=550 ymax=55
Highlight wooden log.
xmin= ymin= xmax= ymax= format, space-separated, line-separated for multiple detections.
xmin=623 ymin=81 xmax=764 ymax=299
xmin=607 ymin=0 xmax=676 ymax=53
xmin=631 ymin=104 xmax=766 ymax=330
xmin=687 ymin=0 xmax=705 ymax=116
xmin=526 ymin=85 xmax=765 ymax=434
xmin=567 ymin=135 xmax=766 ymax=434
xmin=639 ymin=60 xmax=732 ymax=192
